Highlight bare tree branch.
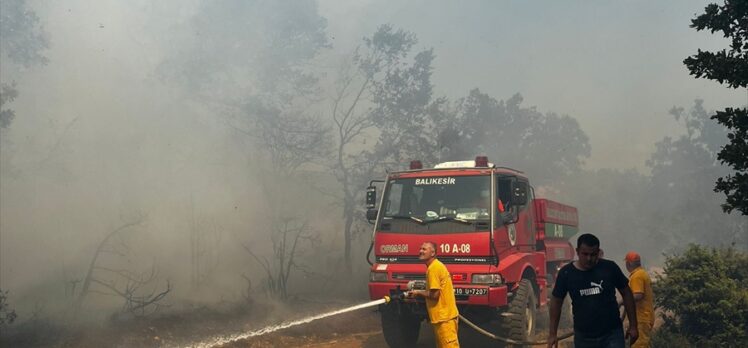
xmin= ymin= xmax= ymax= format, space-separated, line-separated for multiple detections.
xmin=75 ymin=215 xmax=146 ymax=309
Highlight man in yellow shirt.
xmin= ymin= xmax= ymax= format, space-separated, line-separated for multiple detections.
xmin=407 ymin=242 xmax=460 ymax=348
xmin=624 ymin=251 xmax=655 ymax=348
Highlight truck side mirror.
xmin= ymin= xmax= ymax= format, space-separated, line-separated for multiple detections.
xmin=511 ymin=182 xmax=528 ymax=206
xmin=499 ymin=211 xmax=517 ymax=225
xmin=366 ymin=185 xmax=378 ymax=223
xmin=366 ymin=209 xmax=378 ymax=221
xmin=366 ymin=185 xmax=377 ymax=209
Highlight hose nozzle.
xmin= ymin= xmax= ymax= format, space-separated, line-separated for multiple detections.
xmin=384 ymin=292 xmax=408 ymax=304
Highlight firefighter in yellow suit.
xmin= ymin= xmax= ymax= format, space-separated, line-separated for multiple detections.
xmin=624 ymin=251 xmax=655 ymax=348
xmin=407 ymin=241 xmax=460 ymax=348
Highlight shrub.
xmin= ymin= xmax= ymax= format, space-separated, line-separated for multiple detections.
xmin=654 ymin=244 xmax=748 ymax=347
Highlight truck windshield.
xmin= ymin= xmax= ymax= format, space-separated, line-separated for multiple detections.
xmin=381 ymin=175 xmax=490 ymax=223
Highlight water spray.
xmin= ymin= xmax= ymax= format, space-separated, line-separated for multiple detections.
xmin=186 ymin=298 xmax=390 ymax=348
xmin=184 ymin=280 xmax=426 ymax=347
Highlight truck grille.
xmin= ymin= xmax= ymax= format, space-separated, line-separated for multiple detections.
xmin=391 ymin=273 xmax=426 ymax=280
xmin=379 ymin=220 xmax=490 ymax=233
xmin=376 ymin=256 xmax=497 ymax=264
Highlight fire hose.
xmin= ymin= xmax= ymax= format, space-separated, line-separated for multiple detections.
xmin=384 ymin=280 xmax=576 ymax=346
xmin=457 ymin=314 xmax=573 ymax=346
xmin=458 ymin=302 xmax=628 ymax=346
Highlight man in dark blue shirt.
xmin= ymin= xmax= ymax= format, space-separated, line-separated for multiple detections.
xmin=547 ymin=233 xmax=638 ymax=348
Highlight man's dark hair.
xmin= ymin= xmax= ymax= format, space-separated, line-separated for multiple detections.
xmin=576 ymin=233 xmax=600 ymax=248
xmin=425 ymin=241 xmax=438 ymax=255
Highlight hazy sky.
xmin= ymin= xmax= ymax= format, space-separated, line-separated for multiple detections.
xmin=319 ymin=0 xmax=746 ymax=170
xmin=11 ymin=0 xmax=746 ymax=172
xmin=2 ymin=0 xmax=746 ymax=305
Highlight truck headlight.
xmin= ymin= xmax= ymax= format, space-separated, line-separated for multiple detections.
xmin=370 ymin=271 xmax=388 ymax=282
xmin=472 ymin=274 xmax=502 ymax=285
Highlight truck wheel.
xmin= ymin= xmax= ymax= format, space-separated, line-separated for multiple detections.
xmin=501 ymin=279 xmax=537 ymax=346
xmin=380 ymin=304 xmax=421 ymax=348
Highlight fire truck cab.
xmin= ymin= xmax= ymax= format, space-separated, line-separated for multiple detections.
xmin=366 ymin=156 xmax=578 ymax=347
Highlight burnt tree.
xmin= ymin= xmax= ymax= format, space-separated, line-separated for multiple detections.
xmin=74 ymin=215 xmax=170 ymax=316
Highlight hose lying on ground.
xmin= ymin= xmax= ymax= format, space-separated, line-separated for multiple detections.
xmin=458 ymin=314 xmax=574 ymax=346
xmin=457 ymin=303 xmax=629 ymax=345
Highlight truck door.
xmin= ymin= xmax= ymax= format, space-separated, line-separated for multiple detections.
xmin=496 ymin=177 xmax=534 ymax=251
xmin=514 ymin=178 xmax=535 ymax=251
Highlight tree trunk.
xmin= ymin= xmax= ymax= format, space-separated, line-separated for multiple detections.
xmin=342 ymin=195 xmax=355 ymax=275
xmin=344 ymin=211 xmax=354 ymax=275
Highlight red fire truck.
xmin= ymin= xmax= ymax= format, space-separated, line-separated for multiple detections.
xmin=365 ymin=156 xmax=578 ymax=347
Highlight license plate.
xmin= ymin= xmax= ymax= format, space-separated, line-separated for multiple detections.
xmin=454 ymin=288 xmax=488 ymax=296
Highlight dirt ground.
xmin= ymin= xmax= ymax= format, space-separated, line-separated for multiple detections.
xmin=217 ymin=312 xmax=568 ymax=348
xmin=215 ymin=308 xmax=574 ymax=348
xmin=222 ymin=311 xmax=572 ymax=348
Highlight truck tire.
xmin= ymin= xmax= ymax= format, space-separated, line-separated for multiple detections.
xmin=500 ymin=279 xmax=537 ymax=346
xmin=380 ymin=304 xmax=421 ymax=348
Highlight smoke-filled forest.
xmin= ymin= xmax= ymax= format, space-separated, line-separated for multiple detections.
xmin=1 ymin=1 xmax=746 ymax=347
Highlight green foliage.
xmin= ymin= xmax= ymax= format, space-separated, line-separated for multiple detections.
xmin=556 ymin=100 xmax=746 ymax=263
xmin=325 ymin=24 xmax=443 ymax=273
xmin=329 ymin=24 xmax=431 ymax=196
xmin=331 ymin=23 xmax=443 ymax=184
xmin=654 ymin=244 xmax=748 ymax=347
xmin=0 ymin=0 xmax=49 ymax=131
xmin=0 ymin=0 xmax=49 ymax=67
xmin=684 ymin=0 xmax=748 ymax=215
xmin=157 ymin=0 xmax=328 ymax=101
xmin=0 ymin=289 xmax=17 ymax=327
xmin=650 ymin=329 xmax=695 ymax=348
xmin=713 ymin=107 xmax=748 ymax=215
xmin=435 ymin=89 xmax=591 ymax=186
xmin=157 ymin=0 xmax=332 ymax=176
xmin=684 ymin=1 xmax=748 ymax=88
xmin=0 ymin=83 xmax=18 ymax=129
xmin=370 ymin=45 xmax=441 ymax=165
xmin=645 ymin=100 xmax=745 ymax=247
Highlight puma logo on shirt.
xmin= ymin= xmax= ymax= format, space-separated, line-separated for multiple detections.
xmin=579 ymin=280 xmax=604 ymax=296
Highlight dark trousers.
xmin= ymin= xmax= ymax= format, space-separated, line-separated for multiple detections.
xmin=574 ymin=327 xmax=625 ymax=348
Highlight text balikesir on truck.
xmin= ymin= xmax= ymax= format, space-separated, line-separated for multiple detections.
xmin=365 ymin=156 xmax=579 ymax=347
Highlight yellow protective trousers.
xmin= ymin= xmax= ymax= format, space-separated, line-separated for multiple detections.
xmin=432 ymin=317 xmax=460 ymax=348
xmin=632 ymin=321 xmax=652 ymax=348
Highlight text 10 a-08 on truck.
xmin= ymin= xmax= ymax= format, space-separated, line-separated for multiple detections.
xmin=365 ymin=156 xmax=579 ymax=347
